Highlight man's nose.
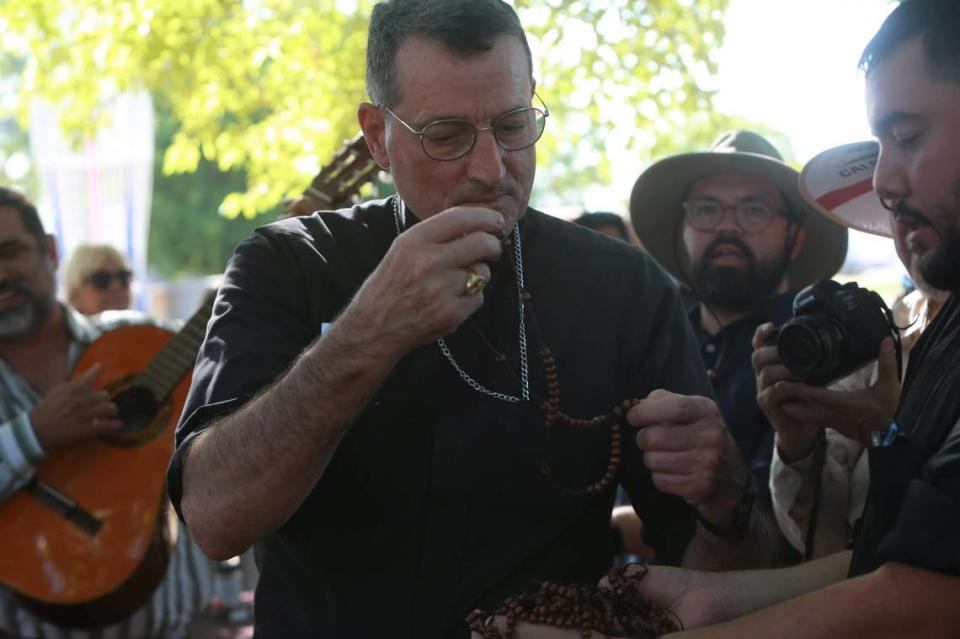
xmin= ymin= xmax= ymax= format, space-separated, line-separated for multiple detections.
xmin=465 ymin=130 xmax=507 ymax=186
xmin=874 ymin=145 xmax=910 ymax=205
xmin=714 ymin=206 xmax=742 ymax=234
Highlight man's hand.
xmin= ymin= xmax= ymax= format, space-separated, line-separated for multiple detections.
xmin=346 ymin=206 xmax=505 ymax=362
xmin=600 ymin=564 xmax=727 ymax=631
xmin=29 ymin=364 xmax=123 ymax=449
xmin=470 ymin=621 xmax=613 ymax=639
xmin=754 ymin=324 xmax=900 ymax=454
xmin=631 ymin=390 xmax=748 ymax=532
xmin=752 ymin=323 xmax=821 ymax=461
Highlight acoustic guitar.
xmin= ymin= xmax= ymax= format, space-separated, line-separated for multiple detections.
xmin=0 ymin=294 xmax=214 ymax=628
xmin=281 ymin=133 xmax=381 ymax=217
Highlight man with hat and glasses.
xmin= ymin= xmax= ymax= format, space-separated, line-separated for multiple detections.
xmin=628 ymin=131 xmax=848 ymax=560
xmin=167 ymin=0 xmax=760 ymax=636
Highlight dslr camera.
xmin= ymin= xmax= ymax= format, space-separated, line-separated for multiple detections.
xmin=768 ymin=280 xmax=898 ymax=386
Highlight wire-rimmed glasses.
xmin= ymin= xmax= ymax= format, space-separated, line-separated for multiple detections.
xmin=379 ymin=94 xmax=549 ymax=161
xmin=682 ymin=198 xmax=784 ymax=233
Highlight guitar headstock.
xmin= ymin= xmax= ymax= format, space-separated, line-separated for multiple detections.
xmin=284 ymin=134 xmax=380 ymax=217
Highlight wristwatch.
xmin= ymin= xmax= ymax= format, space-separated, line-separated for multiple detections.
xmin=870 ymin=421 xmax=900 ymax=448
xmin=696 ymin=483 xmax=755 ymax=539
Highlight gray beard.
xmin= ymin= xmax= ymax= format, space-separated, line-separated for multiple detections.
xmin=0 ymin=293 xmax=51 ymax=339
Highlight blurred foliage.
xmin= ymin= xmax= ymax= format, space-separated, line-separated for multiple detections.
xmin=0 ymin=53 xmax=35 ymax=194
xmin=2 ymin=0 xmax=738 ymax=223
xmin=148 ymin=97 xmax=267 ymax=278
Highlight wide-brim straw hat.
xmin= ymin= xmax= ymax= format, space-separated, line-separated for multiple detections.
xmin=799 ymin=140 xmax=892 ymax=238
xmin=630 ymin=130 xmax=849 ymax=290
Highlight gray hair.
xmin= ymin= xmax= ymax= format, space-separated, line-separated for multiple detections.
xmin=366 ymin=0 xmax=533 ymax=107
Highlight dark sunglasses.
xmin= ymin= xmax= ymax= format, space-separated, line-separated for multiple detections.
xmin=87 ymin=269 xmax=133 ymax=290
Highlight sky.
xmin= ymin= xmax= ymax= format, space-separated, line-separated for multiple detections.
xmin=714 ymin=0 xmax=893 ymax=163
xmin=715 ymin=0 xmax=898 ymax=275
xmin=604 ymin=0 xmax=902 ymax=280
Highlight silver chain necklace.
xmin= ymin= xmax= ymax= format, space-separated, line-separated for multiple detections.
xmin=392 ymin=197 xmax=530 ymax=402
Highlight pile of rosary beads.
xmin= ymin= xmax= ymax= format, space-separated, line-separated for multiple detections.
xmin=466 ymin=564 xmax=680 ymax=639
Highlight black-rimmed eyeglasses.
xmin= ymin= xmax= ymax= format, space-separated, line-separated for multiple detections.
xmin=378 ymin=94 xmax=549 ymax=161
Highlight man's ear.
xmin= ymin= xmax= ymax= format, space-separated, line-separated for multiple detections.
xmin=358 ymin=103 xmax=390 ymax=170
xmin=788 ymin=222 xmax=806 ymax=262
xmin=43 ymin=234 xmax=59 ymax=268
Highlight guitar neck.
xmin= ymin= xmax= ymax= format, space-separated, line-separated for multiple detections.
xmin=303 ymin=134 xmax=379 ymax=210
xmin=137 ymin=294 xmax=216 ymax=401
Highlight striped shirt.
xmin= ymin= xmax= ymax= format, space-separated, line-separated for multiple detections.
xmin=0 ymin=306 xmax=214 ymax=638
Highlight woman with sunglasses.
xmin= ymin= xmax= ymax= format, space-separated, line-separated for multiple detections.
xmin=63 ymin=244 xmax=133 ymax=315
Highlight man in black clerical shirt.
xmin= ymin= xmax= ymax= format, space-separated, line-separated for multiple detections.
xmin=167 ymin=1 xmax=762 ymax=636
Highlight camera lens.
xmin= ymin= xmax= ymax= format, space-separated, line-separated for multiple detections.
xmin=777 ymin=317 xmax=847 ymax=379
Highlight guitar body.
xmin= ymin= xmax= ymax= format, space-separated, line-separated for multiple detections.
xmin=0 ymin=324 xmax=191 ymax=626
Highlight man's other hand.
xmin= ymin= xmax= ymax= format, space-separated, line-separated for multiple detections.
xmin=29 ymin=364 xmax=123 ymax=449
xmin=631 ymin=389 xmax=748 ymax=532
xmin=347 ymin=206 xmax=505 ymax=360
xmin=754 ymin=322 xmax=900 ymax=454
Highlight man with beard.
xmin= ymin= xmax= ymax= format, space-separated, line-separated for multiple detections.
xmin=629 ymin=132 xmax=848 ymax=531
xmin=486 ymin=4 xmax=960 ymax=636
xmin=618 ymin=1 xmax=960 ymax=635
xmin=0 ymin=187 xmax=217 ymax=638
xmin=761 ymin=140 xmax=950 ymax=560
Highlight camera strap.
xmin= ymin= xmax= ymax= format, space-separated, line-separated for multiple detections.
xmin=802 ymin=427 xmax=828 ymax=561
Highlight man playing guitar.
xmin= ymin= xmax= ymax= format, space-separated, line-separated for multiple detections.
xmin=0 ymin=187 xmax=215 ymax=638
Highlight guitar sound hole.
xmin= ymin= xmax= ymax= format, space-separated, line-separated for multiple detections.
xmin=113 ymin=386 xmax=160 ymax=435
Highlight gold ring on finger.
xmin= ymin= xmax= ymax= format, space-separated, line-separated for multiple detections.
xmin=463 ymin=270 xmax=487 ymax=296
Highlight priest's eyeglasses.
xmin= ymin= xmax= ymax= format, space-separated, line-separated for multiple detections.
xmin=378 ymin=95 xmax=549 ymax=161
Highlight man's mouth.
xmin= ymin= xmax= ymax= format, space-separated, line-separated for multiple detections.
xmin=0 ymin=287 xmax=25 ymax=306
xmin=892 ymin=200 xmax=933 ymax=229
xmin=709 ymin=245 xmax=747 ymax=263
xmin=459 ymin=195 xmax=509 ymax=209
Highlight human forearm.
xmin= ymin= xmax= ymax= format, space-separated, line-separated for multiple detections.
xmin=180 ymin=312 xmax=401 ymax=559
xmin=665 ymin=559 xmax=958 ymax=639
xmin=714 ymin=550 xmax=850 ymax=620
